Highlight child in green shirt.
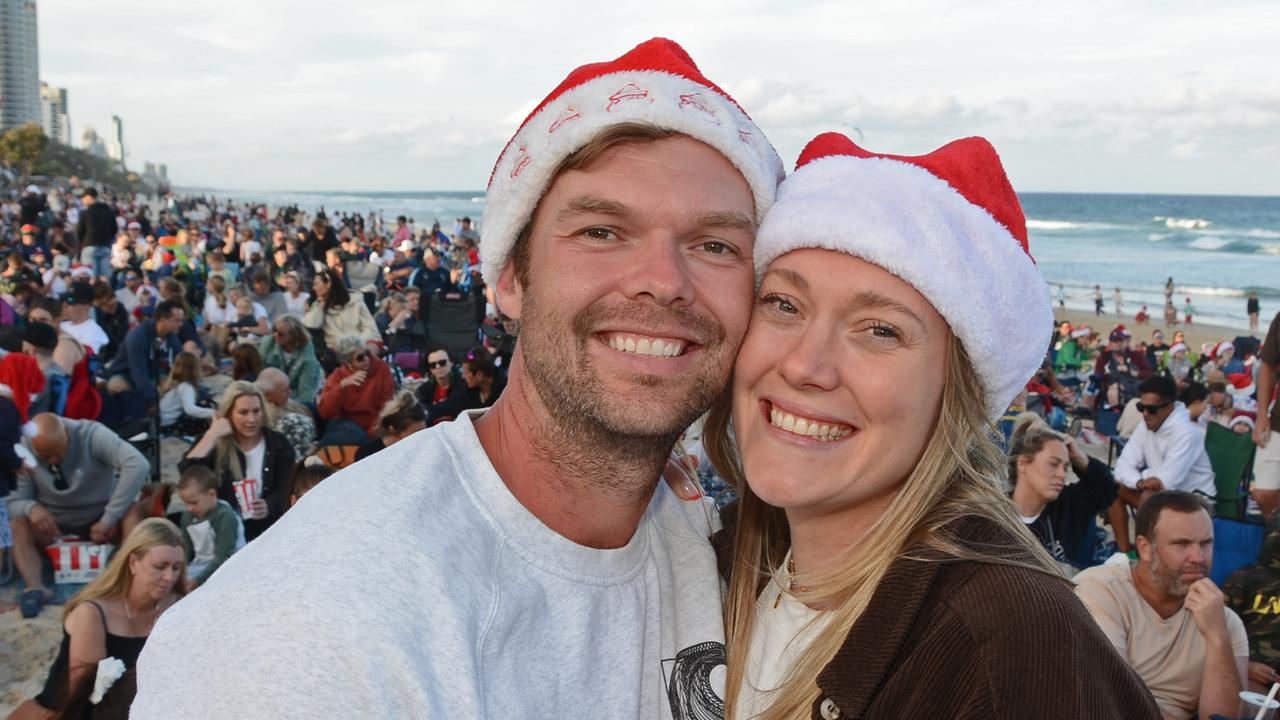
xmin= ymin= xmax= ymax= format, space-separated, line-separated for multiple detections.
xmin=177 ymin=465 xmax=246 ymax=591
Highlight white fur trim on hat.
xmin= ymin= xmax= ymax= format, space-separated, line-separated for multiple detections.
xmin=481 ymin=69 xmax=783 ymax=287
xmin=754 ymin=155 xmax=1052 ymax=421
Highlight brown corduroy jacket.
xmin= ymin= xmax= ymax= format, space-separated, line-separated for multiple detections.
xmin=714 ymin=514 xmax=1161 ymax=719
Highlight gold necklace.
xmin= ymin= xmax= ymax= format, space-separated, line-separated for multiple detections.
xmin=775 ymin=555 xmax=817 ymax=608
xmin=123 ymin=597 xmax=159 ymax=622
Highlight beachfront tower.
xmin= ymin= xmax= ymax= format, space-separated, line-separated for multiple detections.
xmin=107 ymin=114 xmax=125 ymax=169
xmin=81 ymin=125 xmax=106 ymax=157
xmin=0 ymin=0 xmax=40 ymax=132
xmin=40 ymin=81 xmax=69 ymax=144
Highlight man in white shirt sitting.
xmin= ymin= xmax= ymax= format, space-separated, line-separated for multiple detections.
xmin=1076 ymin=491 xmax=1247 ymax=719
xmin=58 ymin=281 xmax=109 ymax=355
xmin=1109 ymin=374 xmax=1216 ymax=553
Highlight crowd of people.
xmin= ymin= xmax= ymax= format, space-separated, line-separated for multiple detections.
xmin=2 ymin=35 xmax=1279 ymax=720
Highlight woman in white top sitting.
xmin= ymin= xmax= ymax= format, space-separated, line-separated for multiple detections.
xmin=202 ymin=274 xmax=233 ymax=354
xmin=281 ymin=271 xmax=310 ymax=320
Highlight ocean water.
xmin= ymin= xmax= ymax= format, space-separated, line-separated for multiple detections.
xmin=216 ymin=189 xmax=1280 ymax=331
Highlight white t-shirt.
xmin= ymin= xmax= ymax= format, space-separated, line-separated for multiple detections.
xmin=283 ymin=290 xmax=309 ymax=320
xmin=1075 ymin=559 xmax=1248 ymax=719
xmin=241 ymin=437 xmax=265 ymax=486
xmin=59 ymin=318 xmax=108 ymax=354
xmin=737 ymin=552 xmax=830 ymax=718
xmin=158 ymin=382 xmax=216 ymax=427
xmin=134 ymin=411 xmax=726 ymax=719
xmin=203 ymin=295 xmax=232 ymax=326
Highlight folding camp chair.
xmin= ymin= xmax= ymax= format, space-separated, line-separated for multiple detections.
xmin=1205 ymin=421 xmax=1257 ymax=520
xmin=426 ymin=293 xmax=482 ymax=358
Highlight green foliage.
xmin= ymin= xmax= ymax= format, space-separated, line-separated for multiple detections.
xmin=33 ymin=138 xmax=151 ymax=194
xmin=0 ymin=123 xmax=48 ymax=179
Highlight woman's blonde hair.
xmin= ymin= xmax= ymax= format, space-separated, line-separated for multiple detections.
xmin=1007 ymin=412 xmax=1068 ymax=487
xmin=64 ymin=518 xmax=187 ymax=619
xmin=213 ymin=380 xmax=268 ymax=482
xmin=208 ymin=274 xmax=227 ymax=308
xmin=160 ymin=350 xmax=202 ymax=395
xmin=709 ymin=334 xmax=1058 ymax=719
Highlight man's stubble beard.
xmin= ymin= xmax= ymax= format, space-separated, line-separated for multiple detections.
xmin=517 ymin=282 xmax=735 ymax=491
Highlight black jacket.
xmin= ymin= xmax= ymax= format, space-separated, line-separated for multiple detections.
xmin=76 ymin=202 xmax=117 ymax=248
xmin=178 ymin=427 xmax=296 ymax=540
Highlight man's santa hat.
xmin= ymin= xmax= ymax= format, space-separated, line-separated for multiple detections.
xmin=480 ymin=37 xmax=784 ymax=286
xmin=753 ymin=132 xmax=1052 ymax=421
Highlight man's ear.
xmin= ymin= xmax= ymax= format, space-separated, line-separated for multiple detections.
xmin=494 ymin=262 xmax=523 ymax=321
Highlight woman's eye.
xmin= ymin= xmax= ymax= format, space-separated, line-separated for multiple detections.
xmin=869 ymin=323 xmax=900 ymax=340
xmin=760 ymin=293 xmax=797 ymax=314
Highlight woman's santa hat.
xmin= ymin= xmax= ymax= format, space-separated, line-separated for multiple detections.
xmin=480 ymin=37 xmax=784 ymax=286
xmin=753 ymin=132 xmax=1052 ymax=421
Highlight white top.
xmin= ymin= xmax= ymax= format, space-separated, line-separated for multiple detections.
xmin=241 ymin=437 xmax=265 ymax=485
xmin=134 ymin=411 xmax=726 ymax=719
xmin=202 ymin=295 xmax=232 ymax=326
xmin=115 ymin=286 xmax=140 ymax=313
xmin=1114 ymin=403 xmax=1216 ymax=497
xmin=59 ymin=319 xmax=109 ymax=354
xmin=283 ymin=290 xmax=309 ymax=320
xmin=737 ymin=552 xmax=830 ymax=719
xmin=158 ymin=382 xmax=216 ymax=427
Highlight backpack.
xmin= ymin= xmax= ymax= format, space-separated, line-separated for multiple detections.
xmin=63 ymin=346 xmax=103 ymax=420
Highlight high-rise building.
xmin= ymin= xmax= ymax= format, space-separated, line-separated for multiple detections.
xmin=0 ymin=0 xmax=41 ymax=132
xmin=81 ymin=125 xmax=106 ymax=157
xmin=107 ymin=114 xmax=124 ymax=168
xmin=39 ymin=81 xmax=69 ymax=144
xmin=158 ymin=163 xmax=168 ymax=184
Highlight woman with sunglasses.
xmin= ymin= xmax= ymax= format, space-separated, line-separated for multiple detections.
xmin=258 ymin=314 xmax=324 ymax=405
xmin=316 ymin=334 xmax=395 ymax=446
xmin=181 ymin=381 xmax=296 ymax=540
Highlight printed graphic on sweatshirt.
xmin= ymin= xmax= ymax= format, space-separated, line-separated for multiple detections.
xmin=663 ymin=641 xmax=726 ymax=720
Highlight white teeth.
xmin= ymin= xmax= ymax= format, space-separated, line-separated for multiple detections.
xmin=606 ymin=333 xmax=686 ymax=358
xmin=769 ymin=407 xmax=853 ymax=442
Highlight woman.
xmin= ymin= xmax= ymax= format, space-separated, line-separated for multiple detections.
xmin=180 ymin=381 xmax=295 ymax=540
xmin=257 ymin=315 xmax=324 ymax=405
xmin=202 ymin=274 xmax=233 ymax=354
xmin=10 ymin=518 xmax=186 ymax=719
xmin=425 ymin=351 xmax=505 ymax=424
xmin=280 ymin=271 xmax=309 ymax=320
xmin=1007 ymin=413 xmax=1118 ymax=575
xmin=303 ymin=267 xmax=378 ymax=351
xmin=354 ymin=390 xmax=426 ymax=461
xmin=706 ymin=133 xmax=1157 ymax=718
xmin=26 ymin=297 xmax=84 ymax=374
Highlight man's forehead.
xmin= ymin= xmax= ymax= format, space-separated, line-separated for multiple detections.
xmin=1153 ymin=509 xmax=1212 ymax=540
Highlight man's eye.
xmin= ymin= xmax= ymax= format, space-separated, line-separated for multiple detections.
xmin=701 ymin=241 xmax=733 ymax=255
xmin=582 ymin=227 xmax=617 ymax=241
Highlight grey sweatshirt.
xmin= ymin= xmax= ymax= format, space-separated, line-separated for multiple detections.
xmin=6 ymin=418 xmax=149 ymax=528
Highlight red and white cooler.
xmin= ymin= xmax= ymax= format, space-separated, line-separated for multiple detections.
xmin=44 ymin=538 xmax=115 ymax=584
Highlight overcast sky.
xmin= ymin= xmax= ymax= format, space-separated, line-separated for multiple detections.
xmin=38 ymin=0 xmax=1280 ymax=196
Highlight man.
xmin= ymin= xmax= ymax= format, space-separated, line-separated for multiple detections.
xmin=58 ymin=281 xmax=110 ymax=355
xmin=1254 ymin=311 xmax=1280 ymax=518
xmin=456 ymin=215 xmax=480 ymax=245
xmin=1110 ymin=374 xmax=1216 ymax=552
xmin=247 ymin=270 xmax=289 ymax=322
xmin=255 ymin=367 xmax=315 ymax=461
xmin=414 ymin=344 xmax=466 ymax=416
xmin=134 ymin=38 xmax=782 ymax=718
xmin=22 ymin=321 xmax=68 ymax=416
xmin=74 ymin=188 xmax=116 ymax=279
xmin=93 ymin=279 xmax=131 ymax=365
xmin=1076 ymin=491 xmax=1248 ymax=719
xmin=411 ymin=248 xmax=453 ymax=299
xmin=1146 ymin=328 xmax=1169 ymax=371
xmin=100 ymin=299 xmax=186 ymax=423
xmin=1225 ymin=512 xmax=1280 ymax=692
xmin=1095 ymin=325 xmax=1151 ymax=412
xmin=18 ymin=224 xmax=48 ymax=264
xmin=316 ymin=334 xmax=395 ymax=444
xmin=7 ymin=413 xmax=149 ymax=617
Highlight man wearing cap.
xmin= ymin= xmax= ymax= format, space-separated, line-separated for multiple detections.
xmin=59 ymin=281 xmax=110 ymax=355
xmin=19 ymin=184 xmax=46 ymax=226
xmin=1110 ymin=375 xmax=1216 ymax=553
xmin=135 ymin=38 xmax=783 ymax=718
xmin=1095 ymin=325 xmax=1152 ymax=412
xmin=22 ymin=321 xmax=69 ymax=416
xmin=74 ymin=188 xmax=117 ymax=279
xmin=18 ymin=224 xmax=48 ymax=264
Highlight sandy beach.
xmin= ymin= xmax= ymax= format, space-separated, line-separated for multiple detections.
xmin=1053 ymin=307 xmax=1261 ymax=355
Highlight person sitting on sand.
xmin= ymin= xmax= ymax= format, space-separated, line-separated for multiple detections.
xmin=8 ymin=414 xmax=150 ymax=619
xmin=354 ymin=390 xmax=426 ymax=462
xmin=8 ymin=518 xmax=186 ymax=720
xmin=176 ymin=465 xmax=245 ymax=592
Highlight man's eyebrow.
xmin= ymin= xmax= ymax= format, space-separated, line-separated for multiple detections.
xmin=555 ymin=196 xmax=632 ymax=223
xmin=699 ymin=211 xmax=754 ymax=233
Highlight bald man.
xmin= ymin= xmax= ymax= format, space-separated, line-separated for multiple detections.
xmin=7 ymin=414 xmax=149 ymax=616
xmin=255 ymin=368 xmax=315 ymax=460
